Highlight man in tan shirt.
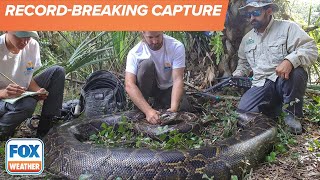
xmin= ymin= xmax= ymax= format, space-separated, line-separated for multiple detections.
xmin=233 ymin=0 xmax=318 ymax=134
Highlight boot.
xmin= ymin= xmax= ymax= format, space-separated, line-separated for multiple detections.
xmin=0 ymin=132 xmax=14 ymax=141
xmin=0 ymin=126 xmax=14 ymax=141
xmin=284 ymin=111 xmax=302 ymax=135
xmin=36 ymin=117 xmax=54 ymax=138
xmin=0 ymin=134 xmax=10 ymax=141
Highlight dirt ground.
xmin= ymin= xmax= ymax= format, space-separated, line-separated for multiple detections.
xmin=250 ymin=120 xmax=320 ymax=180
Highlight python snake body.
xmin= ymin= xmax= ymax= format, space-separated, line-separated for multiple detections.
xmin=43 ymin=111 xmax=277 ymax=179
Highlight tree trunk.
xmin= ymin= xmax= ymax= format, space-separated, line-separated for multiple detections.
xmin=218 ymin=0 xmax=250 ymax=77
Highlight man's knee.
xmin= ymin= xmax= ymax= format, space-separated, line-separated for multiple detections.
xmin=238 ymin=98 xmax=259 ymax=112
xmin=237 ymin=89 xmax=260 ymax=112
xmin=280 ymin=67 xmax=308 ymax=101
xmin=0 ymin=98 xmax=36 ymax=130
xmin=51 ymin=65 xmax=66 ymax=79
xmin=11 ymin=98 xmax=37 ymax=116
xmin=290 ymin=67 xmax=308 ymax=82
xmin=138 ymin=59 xmax=155 ymax=76
xmin=136 ymin=59 xmax=156 ymax=93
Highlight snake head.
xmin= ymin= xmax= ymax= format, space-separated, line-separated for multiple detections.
xmin=160 ymin=111 xmax=178 ymax=119
xmin=159 ymin=112 xmax=180 ymax=125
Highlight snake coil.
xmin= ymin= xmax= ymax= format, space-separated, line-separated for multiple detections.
xmin=44 ymin=111 xmax=277 ymax=179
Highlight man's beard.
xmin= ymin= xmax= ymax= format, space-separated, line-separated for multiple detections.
xmin=251 ymin=20 xmax=263 ymax=30
xmin=148 ymin=43 xmax=162 ymax=51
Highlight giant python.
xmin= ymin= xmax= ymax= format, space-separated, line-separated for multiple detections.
xmin=43 ymin=111 xmax=277 ymax=179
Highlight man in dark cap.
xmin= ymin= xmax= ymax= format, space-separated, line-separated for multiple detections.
xmin=0 ymin=31 xmax=65 ymax=140
xmin=233 ymin=0 xmax=318 ymax=134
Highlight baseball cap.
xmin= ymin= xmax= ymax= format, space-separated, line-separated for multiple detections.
xmin=14 ymin=31 xmax=39 ymax=40
xmin=239 ymin=0 xmax=279 ymax=12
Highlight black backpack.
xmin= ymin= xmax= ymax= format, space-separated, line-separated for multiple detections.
xmin=79 ymin=70 xmax=126 ymax=118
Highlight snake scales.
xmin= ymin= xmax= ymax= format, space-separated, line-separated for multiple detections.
xmin=43 ymin=111 xmax=277 ymax=179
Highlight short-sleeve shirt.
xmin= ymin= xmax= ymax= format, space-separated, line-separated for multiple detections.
xmin=126 ymin=34 xmax=185 ymax=90
xmin=0 ymin=34 xmax=41 ymax=89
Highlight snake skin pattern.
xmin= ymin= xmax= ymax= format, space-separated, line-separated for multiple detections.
xmin=43 ymin=111 xmax=277 ymax=179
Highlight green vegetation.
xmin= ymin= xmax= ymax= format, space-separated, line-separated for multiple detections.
xmin=304 ymin=96 xmax=320 ymax=123
xmin=209 ymin=31 xmax=224 ymax=65
xmin=264 ymin=96 xmax=320 ymax=164
xmin=89 ymin=117 xmax=205 ymax=150
xmin=266 ymin=124 xmax=297 ymax=163
xmin=307 ymin=139 xmax=320 ymax=156
xmin=88 ymin=96 xmax=243 ymax=151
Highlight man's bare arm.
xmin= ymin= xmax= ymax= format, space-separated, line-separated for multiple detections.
xmin=169 ymin=68 xmax=184 ymax=112
xmin=28 ymin=79 xmax=42 ymax=92
xmin=28 ymin=79 xmax=48 ymax=100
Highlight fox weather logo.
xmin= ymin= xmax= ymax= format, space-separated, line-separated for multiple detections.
xmin=5 ymin=138 xmax=44 ymax=175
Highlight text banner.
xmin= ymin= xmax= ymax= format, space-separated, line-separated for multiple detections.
xmin=0 ymin=0 xmax=229 ymax=30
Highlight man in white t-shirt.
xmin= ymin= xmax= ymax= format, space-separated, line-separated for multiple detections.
xmin=125 ymin=31 xmax=190 ymax=124
xmin=0 ymin=31 xmax=65 ymax=140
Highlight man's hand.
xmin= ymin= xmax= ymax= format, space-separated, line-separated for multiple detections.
xmin=146 ymin=109 xmax=161 ymax=124
xmin=36 ymin=88 xmax=48 ymax=101
xmin=167 ymin=107 xmax=178 ymax=113
xmin=232 ymin=72 xmax=243 ymax=77
xmin=276 ymin=59 xmax=293 ymax=80
xmin=0 ymin=84 xmax=26 ymax=99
